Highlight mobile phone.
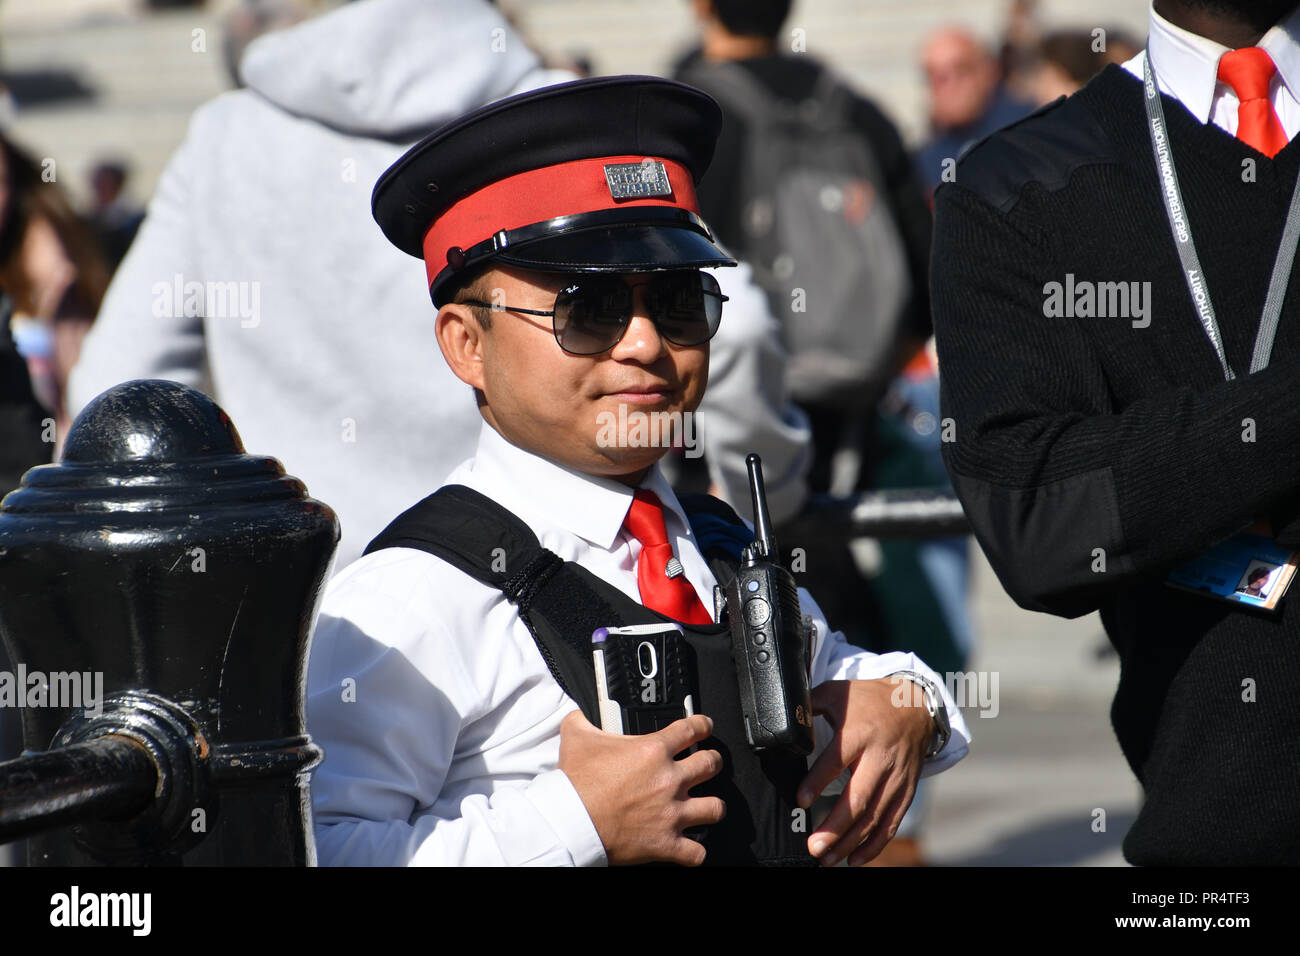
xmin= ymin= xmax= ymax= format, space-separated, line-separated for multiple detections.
xmin=592 ymin=623 xmax=694 ymax=734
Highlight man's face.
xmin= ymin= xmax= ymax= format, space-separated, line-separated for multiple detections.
xmin=436 ymin=264 xmax=711 ymax=484
xmin=922 ymin=30 xmax=998 ymax=131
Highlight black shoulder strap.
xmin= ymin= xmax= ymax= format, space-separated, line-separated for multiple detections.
xmin=366 ymin=484 xmax=565 ymax=613
xmin=366 ymin=486 xmax=755 ymax=716
xmin=366 ymin=485 xmax=634 ymax=718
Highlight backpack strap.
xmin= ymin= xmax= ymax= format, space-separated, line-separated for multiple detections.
xmin=680 ymin=59 xmax=854 ymax=133
xmin=678 ymin=58 xmax=776 ymax=126
xmin=808 ymin=65 xmax=856 ymax=130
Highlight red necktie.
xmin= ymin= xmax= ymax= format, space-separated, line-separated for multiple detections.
xmin=623 ymin=490 xmax=714 ymax=625
xmin=1218 ymin=47 xmax=1289 ymax=158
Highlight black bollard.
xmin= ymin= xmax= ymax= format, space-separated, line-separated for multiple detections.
xmin=0 ymin=379 xmax=338 ymax=865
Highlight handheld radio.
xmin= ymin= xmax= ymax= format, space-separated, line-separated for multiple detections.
xmin=722 ymin=454 xmax=814 ymax=755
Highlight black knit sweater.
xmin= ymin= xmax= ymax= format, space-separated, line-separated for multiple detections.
xmin=932 ymin=64 xmax=1300 ymax=865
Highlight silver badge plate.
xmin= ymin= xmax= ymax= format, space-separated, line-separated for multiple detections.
xmin=604 ymin=159 xmax=673 ymax=200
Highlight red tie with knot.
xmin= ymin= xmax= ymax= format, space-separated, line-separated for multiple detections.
xmin=623 ymin=489 xmax=714 ymax=625
xmin=1218 ymin=47 xmax=1290 ymax=158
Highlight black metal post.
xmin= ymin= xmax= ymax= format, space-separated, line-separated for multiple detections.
xmin=0 ymin=379 xmax=339 ymax=865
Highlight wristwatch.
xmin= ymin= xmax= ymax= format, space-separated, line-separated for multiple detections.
xmin=886 ymin=670 xmax=951 ymax=759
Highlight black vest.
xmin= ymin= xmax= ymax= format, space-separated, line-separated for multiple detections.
xmin=365 ymin=484 xmax=813 ymax=866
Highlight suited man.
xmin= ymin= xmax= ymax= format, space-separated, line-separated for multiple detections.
xmin=932 ymin=0 xmax=1300 ymax=864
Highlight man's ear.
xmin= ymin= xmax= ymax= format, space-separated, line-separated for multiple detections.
xmin=435 ymin=303 xmax=488 ymax=392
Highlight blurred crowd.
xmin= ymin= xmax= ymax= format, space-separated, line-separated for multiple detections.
xmin=0 ymin=0 xmax=1137 ymax=467
xmin=0 ymin=0 xmax=1137 ymax=865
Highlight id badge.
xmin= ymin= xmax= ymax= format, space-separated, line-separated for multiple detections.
xmin=1165 ymin=522 xmax=1298 ymax=612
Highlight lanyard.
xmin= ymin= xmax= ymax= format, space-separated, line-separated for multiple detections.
xmin=1143 ymin=48 xmax=1300 ymax=379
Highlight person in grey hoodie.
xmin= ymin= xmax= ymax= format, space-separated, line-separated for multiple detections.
xmin=67 ymin=0 xmax=811 ymax=571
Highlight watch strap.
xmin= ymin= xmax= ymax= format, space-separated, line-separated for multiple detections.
xmin=885 ymin=669 xmax=951 ymax=759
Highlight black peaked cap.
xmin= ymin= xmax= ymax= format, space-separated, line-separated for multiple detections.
xmin=372 ymin=75 xmax=726 ymax=259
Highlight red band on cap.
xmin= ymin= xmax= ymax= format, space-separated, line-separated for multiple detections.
xmin=422 ymin=155 xmax=698 ymax=285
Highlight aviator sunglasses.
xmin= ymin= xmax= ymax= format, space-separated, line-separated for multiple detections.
xmin=458 ymin=271 xmax=728 ymax=356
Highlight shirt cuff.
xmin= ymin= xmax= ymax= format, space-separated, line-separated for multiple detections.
xmin=525 ymin=768 xmax=608 ymax=867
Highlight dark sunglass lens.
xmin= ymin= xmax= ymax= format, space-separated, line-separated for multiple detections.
xmin=650 ymin=273 xmax=721 ymax=345
xmin=555 ymin=280 xmax=632 ymax=353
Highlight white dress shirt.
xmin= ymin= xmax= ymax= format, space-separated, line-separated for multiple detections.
xmin=1124 ymin=4 xmax=1300 ymax=140
xmin=306 ymin=422 xmax=970 ymax=866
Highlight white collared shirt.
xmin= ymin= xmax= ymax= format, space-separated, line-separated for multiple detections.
xmin=306 ymin=422 xmax=970 ymax=866
xmin=1124 ymin=4 xmax=1300 ymax=140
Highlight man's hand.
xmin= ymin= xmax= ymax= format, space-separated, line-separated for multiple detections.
xmin=797 ymin=678 xmax=934 ymax=866
xmin=558 ymin=710 xmax=725 ymax=866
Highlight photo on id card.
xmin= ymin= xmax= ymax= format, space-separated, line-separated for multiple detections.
xmin=1165 ymin=528 xmax=1298 ymax=611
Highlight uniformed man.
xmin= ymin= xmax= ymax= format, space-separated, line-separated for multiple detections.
xmin=306 ymin=75 xmax=969 ymax=867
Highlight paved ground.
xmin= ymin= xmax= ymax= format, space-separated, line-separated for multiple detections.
xmin=919 ymin=547 xmax=1140 ymax=866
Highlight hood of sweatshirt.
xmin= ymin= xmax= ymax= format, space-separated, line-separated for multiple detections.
xmin=238 ymin=0 xmax=553 ymax=139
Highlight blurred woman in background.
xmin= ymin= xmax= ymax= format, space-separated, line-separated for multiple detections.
xmin=0 ymin=131 xmax=109 ymax=449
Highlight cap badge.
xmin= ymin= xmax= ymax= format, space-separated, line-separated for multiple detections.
xmin=604 ymin=159 xmax=672 ymax=200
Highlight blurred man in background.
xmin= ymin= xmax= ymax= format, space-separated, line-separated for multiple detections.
xmin=916 ymin=26 xmax=1033 ymax=193
xmin=676 ymin=0 xmax=934 ymax=511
